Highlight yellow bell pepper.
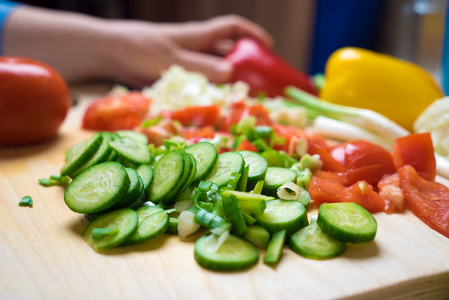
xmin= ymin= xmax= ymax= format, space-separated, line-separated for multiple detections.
xmin=320 ymin=47 xmax=444 ymax=131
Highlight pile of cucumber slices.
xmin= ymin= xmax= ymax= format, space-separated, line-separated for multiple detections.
xmin=57 ymin=130 xmax=378 ymax=271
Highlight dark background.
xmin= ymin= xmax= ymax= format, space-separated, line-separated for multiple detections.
xmin=18 ymin=0 xmax=447 ymax=79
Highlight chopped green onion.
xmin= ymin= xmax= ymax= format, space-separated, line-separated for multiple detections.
xmin=251 ymin=180 xmax=265 ymax=194
xmin=277 ymin=182 xmax=302 ymax=200
xmin=285 ymin=86 xmax=410 ymax=141
xmin=297 ymin=190 xmax=311 ymax=208
xmin=92 ymin=228 xmax=119 ymax=240
xmin=19 ymin=196 xmax=33 ymax=207
xmin=264 ymin=230 xmax=286 ymax=265
xmin=255 ymin=126 xmax=273 ymax=139
xmin=222 ymin=195 xmax=247 ymax=236
xmin=313 ymin=73 xmax=326 ymax=90
xmin=38 ymin=174 xmax=70 ymax=187
xmin=237 ymin=166 xmax=249 ymax=192
xmin=141 ymin=114 xmax=162 ymax=128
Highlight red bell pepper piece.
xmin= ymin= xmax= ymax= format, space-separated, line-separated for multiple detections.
xmin=225 ymin=38 xmax=318 ymax=98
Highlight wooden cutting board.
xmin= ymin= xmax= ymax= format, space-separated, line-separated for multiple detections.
xmin=1 ymin=83 xmax=449 ymax=300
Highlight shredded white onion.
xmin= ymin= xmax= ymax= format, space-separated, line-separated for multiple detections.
xmin=177 ymin=211 xmax=200 ymax=239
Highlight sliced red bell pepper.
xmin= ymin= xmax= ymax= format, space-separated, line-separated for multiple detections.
xmin=225 ymin=38 xmax=318 ymax=98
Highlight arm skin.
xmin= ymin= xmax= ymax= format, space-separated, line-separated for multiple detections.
xmin=2 ymin=5 xmax=273 ymax=87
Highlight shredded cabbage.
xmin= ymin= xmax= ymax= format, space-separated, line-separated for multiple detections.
xmin=142 ymin=65 xmax=250 ymax=115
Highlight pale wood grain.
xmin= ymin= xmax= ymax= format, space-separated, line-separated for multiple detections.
xmin=1 ymin=83 xmax=448 ymax=300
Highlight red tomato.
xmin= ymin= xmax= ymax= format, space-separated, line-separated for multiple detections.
xmin=0 ymin=57 xmax=71 ymax=145
xmin=168 ymin=105 xmax=221 ymax=127
xmin=332 ymin=140 xmax=396 ymax=186
xmin=221 ymin=101 xmax=273 ymax=132
xmin=236 ymin=139 xmax=258 ymax=152
xmin=337 ymin=180 xmax=395 ymax=214
xmin=82 ymin=92 xmax=151 ymax=131
xmin=393 ymin=133 xmax=436 ymax=181
xmin=337 ymin=140 xmax=396 ymax=171
xmin=306 ymin=132 xmax=344 ymax=172
xmin=398 ymin=165 xmax=449 ymax=239
xmin=308 ymin=176 xmax=346 ymax=204
xmin=180 ymin=126 xmax=216 ymax=142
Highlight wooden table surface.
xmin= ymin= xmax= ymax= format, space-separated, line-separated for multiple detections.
xmin=1 ymin=83 xmax=449 ymax=300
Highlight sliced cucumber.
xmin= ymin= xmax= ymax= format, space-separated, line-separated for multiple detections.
xmin=64 ymin=161 xmax=130 ymax=214
xmin=68 ymin=132 xmax=114 ymax=179
xmin=263 ymin=229 xmax=286 ymax=265
xmin=81 ymin=208 xmax=138 ymax=250
xmin=262 ymin=167 xmax=297 ymax=197
xmin=205 ymin=152 xmax=244 ymax=187
xmin=169 ymin=152 xmax=196 ymax=202
xmin=61 ymin=133 xmax=103 ymax=176
xmin=135 ymin=164 xmax=154 ymax=191
xmin=289 ymin=222 xmax=346 ymax=260
xmin=184 ymin=142 xmax=218 ymax=185
xmin=254 ymin=200 xmax=308 ymax=236
xmin=194 ymin=233 xmax=259 ymax=271
xmin=238 ymin=151 xmax=268 ymax=191
xmin=109 ymin=135 xmax=152 ymax=166
xmin=148 ymin=150 xmax=185 ymax=203
xmin=242 ymin=225 xmax=270 ymax=249
xmin=317 ymin=202 xmax=377 ymax=243
xmin=124 ymin=206 xmax=169 ymax=245
xmin=115 ymin=130 xmax=148 ymax=145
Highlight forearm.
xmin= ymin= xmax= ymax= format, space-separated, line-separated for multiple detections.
xmin=2 ymin=5 xmax=114 ymax=82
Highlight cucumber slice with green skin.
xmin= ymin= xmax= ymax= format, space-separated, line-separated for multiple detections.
xmin=61 ymin=133 xmax=103 ymax=176
xmin=264 ymin=229 xmax=286 ymax=265
xmin=166 ymin=217 xmax=179 ymax=235
xmin=289 ymin=222 xmax=346 ymax=260
xmin=115 ymin=130 xmax=148 ymax=145
xmin=68 ymin=132 xmax=114 ymax=179
xmin=194 ymin=233 xmax=259 ymax=271
xmin=64 ymin=161 xmax=130 ymax=214
xmin=108 ymin=136 xmax=152 ymax=166
xmin=317 ymin=202 xmax=377 ymax=243
xmin=126 ymin=185 xmax=147 ymax=209
xmin=170 ymin=152 xmax=196 ymax=202
xmin=238 ymin=151 xmax=268 ymax=191
xmin=124 ymin=206 xmax=169 ymax=245
xmin=81 ymin=208 xmax=138 ymax=250
xmin=184 ymin=142 xmax=218 ymax=185
xmin=205 ymin=152 xmax=244 ymax=188
xmin=254 ymin=200 xmax=308 ymax=236
xmin=148 ymin=150 xmax=185 ymax=203
xmin=242 ymin=225 xmax=271 ymax=249
xmin=135 ymin=164 xmax=154 ymax=191
xmin=262 ymin=167 xmax=297 ymax=197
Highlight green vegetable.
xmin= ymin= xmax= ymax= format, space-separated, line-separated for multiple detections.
xmin=285 ymin=86 xmax=409 ymax=143
xmin=263 ymin=230 xmax=286 ymax=265
xmin=317 ymin=202 xmax=377 ymax=243
xmin=289 ymin=222 xmax=346 ymax=260
xmin=194 ymin=233 xmax=259 ymax=271
xmin=19 ymin=195 xmax=33 ymax=207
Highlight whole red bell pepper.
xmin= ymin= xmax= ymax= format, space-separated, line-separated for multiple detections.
xmin=225 ymin=38 xmax=318 ymax=98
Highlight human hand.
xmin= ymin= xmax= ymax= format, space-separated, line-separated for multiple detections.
xmin=103 ymin=15 xmax=273 ymax=87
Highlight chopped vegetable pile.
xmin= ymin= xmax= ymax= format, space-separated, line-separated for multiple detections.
xmin=39 ymin=63 xmax=449 ymax=271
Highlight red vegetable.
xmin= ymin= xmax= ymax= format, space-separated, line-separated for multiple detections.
xmin=314 ymin=140 xmax=396 ymax=186
xmin=167 ymin=105 xmax=221 ymax=128
xmin=225 ymin=38 xmax=318 ymax=98
xmin=0 ymin=57 xmax=71 ymax=145
xmin=337 ymin=180 xmax=395 ymax=214
xmin=398 ymin=165 xmax=449 ymax=239
xmin=221 ymin=100 xmax=273 ymax=132
xmin=393 ymin=132 xmax=436 ymax=181
xmin=82 ymin=92 xmax=151 ymax=131
xmin=308 ymin=176 xmax=346 ymax=204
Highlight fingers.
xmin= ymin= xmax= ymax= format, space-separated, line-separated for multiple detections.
xmin=173 ymin=49 xmax=234 ymax=83
xmin=206 ymin=15 xmax=274 ymax=48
